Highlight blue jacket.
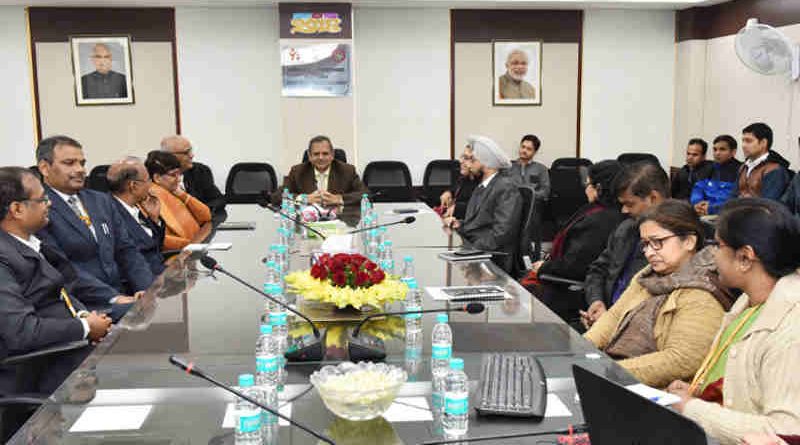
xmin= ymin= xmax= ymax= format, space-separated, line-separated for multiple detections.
xmin=37 ymin=186 xmax=155 ymax=311
xmin=110 ymin=197 xmax=166 ymax=276
xmin=690 ymin=159 xmax=742 ymax=215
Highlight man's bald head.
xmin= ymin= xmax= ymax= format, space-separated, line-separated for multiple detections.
xmin=90 ymin=43 xmax=113 ymax=74
xmin=160 ymin=135 xmax=194 ymax=171
xmin=107 ymin=157 xmax=150 ymax=203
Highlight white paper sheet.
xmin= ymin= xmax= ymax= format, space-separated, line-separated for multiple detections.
xmin=321 ymin=234 xmax=355 ymax=253
xmin=69 ymin=405 xmax=152 ymax=432
xmin=223 ymin=403 xmax=292 ymax=427
xmin=382 ymin=397 xmax=433 ymax=422
xmin=625 ymin=384 xmax=681 ymax=406
xmin=545 ymin=394 xmax=572 ymax=417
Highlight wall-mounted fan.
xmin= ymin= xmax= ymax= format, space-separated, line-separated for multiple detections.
xmin=735 ymin=18 xmax=800 ymax=81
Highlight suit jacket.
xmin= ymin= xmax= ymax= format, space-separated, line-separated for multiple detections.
xmin=81 ymin=70 xmax=127 ymax=99
xmin=183 ymin=162 xmax=227 ymax=222
xmin=272 ymin=160 xmax=368 ymax=206
xmin=37 ymin=186 xmax=155 ymax=311
xmin=457 ymin=173 xmax=522 ymax=271
xmin=0 ymin=231 xmax=87 ymax=360
xmin=110 ymin=197 xmax=166 ymax=276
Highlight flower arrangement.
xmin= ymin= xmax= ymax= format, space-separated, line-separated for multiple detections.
xmin=286 ymin=253 xmax=408 ymax=309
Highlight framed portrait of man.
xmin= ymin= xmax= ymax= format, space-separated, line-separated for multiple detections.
xmin=492 ymin=41 xmax=541 ymax=106
xmin=70 ymin=35 xmax=134 ymax=106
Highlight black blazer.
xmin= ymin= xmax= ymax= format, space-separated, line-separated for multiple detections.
xmin=110 ymin=198 xmax=166 ymax=276
xmin=0 ymin=231 xmax=87 ymax=360
xmin=457 ymin=173 xmax=522 ymax=271
xmin=37 ymin=186 xmax=154 ymax=310
xmin=538 ymin=205 xmax=625 ymax=281
xmin=183 ymin=162 xmax=227 ymax=222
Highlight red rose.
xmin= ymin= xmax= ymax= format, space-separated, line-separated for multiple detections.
xmin=310 ymin=264 xmax=324 ymax=279
xmin=370 ymin=269 xmax=385 ymax=284
xmin=351 ymin=255 xmax=366 ymax=266
xmin=364 ymin=261 xmax=377 ymax=271
xmin=355 ymin=271 xmax=369 ymax=286
xmin=332 ymin=271 xmax=347 ymax=287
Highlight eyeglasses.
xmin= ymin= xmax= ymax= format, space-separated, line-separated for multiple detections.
xmin=640 ymin=234 xmax=682 ymax=252
xmin=23 ymin=196 xmax=51 ymax=205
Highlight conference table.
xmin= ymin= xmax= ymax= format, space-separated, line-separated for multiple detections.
xmin=11 ymin=202 xmax=639 ymax=444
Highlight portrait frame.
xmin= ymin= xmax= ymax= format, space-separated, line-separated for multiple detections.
xmin=70 ymin=35 xmax=135 ymax=106
xmin=492 ymin=40 xmax=542 ymax=106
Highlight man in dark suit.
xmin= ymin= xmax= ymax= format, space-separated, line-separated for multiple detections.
xmin=0 ymin=167 xmax=111 ymax=396
xmin=446 ymin=135 xmax=522 ymax=272
xmin=35 ymin=136 xmax=154 ymax=322
xmin=80 ymin=43 xmax=128 ymax=100
xmin=160 ymin=135 xmax=227 ymax=223
xmin=107 ymin=157 xmax=166 ymax=276
xmin=272 ymin=135 xmax=368 ymax=207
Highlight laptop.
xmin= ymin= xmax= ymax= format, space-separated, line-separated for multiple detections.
xmin=572 ymin=365 xmax=707 ymax=445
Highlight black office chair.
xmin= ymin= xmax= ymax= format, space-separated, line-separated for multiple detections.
xmin=0 ymin=341 xmax=90 ymax=441
xmin=362 ymin=161 xmax=415 ymax=202
xmin=514 ymin=186 xmax=536 ymax=278
xmin=548 ymin=161 xmax=590 ymax=228
xmin=87 ymin=165 xmax=110 ymax=192
xmin=617 ymin=153 xmax=661 ymax=167
xmin=224 ymin=162 xmax=278 ymax=204
xmin=421 ymin=160 xmax=459 ymax=207
xmin=302 ymin=148 xmax=347 ymax=164
xmin=551 ymin=158 xmax=592 ymax=170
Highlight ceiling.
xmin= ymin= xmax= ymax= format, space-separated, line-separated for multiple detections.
xmin=9 ymin=0 xmax=730 ymax=10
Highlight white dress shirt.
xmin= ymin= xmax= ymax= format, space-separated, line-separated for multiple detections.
xmin=51 ymin=188 xmax=97 ymax=240
xmin=314 ymin=167 xmax=331 ymax=192
xmin=9 ymin=233 xmax=90 ymax=339
xmin=480 ymin=172 xmax=498 ymax=188
xmin=114 ymin=196 xmax=153 ymax=237
xmin=744 ymin=152 xmax=769 ymax=177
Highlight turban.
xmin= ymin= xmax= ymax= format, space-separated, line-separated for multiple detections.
xmin=467 ymin=135 xmax=512 ymax=170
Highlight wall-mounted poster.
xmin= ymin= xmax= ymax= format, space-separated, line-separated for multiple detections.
xmin=492 ymin=41 xmax=541 ymax=106
xmin=281 ymin=41 xmax=352 ymax=97
xmin=70 ymin=35 xmax=134 ymax=106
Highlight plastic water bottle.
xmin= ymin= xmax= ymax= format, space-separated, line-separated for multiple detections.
xmin=360 ymin=193 xmax=371 ymax=217
xmin=404 ymin=330 xmax=422 ymax=382
xmin=256 ymin=324 xmax=280 ymax=388
xmin=379 ymin=240 xmax=395 ymax=274
xmin=367 ymin=229 xmax=380 ymax=262
xmin=299 ymin=194 xmax=309 ymax=238
xmin=277 ymin=244 xmax=290 ymax=276
xmin=267 ymin=286 xmax=289 ymax=389
xmin=401 ymin=256 xmax=415 ymax=284
xmin=235 ymin=374 xmax=262 ymax=444
xmin=277 ymin=227 xmax=291 ymax=248
xmin=404 ymin=279 xmax=423 ymax=334
xmin=263 ymin=261 xmax=278 ymax=307
xmin=431 ymin=313 xmax=453 ymax=412
xmin=443 ymin=358 xmax=469 ymax=436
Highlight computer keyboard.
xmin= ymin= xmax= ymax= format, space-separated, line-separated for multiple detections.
xmin=476 ymin=353 xmax=547 ymax=417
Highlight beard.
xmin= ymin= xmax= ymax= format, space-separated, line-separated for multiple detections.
xmin=507 ymin=70 xmax=526 ymax=82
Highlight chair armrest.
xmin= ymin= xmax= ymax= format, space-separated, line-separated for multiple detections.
xmin=537 ymin=274 xmax=585 ymax=291
xmin=0 ymin=396 xmax=46 ymax=407
xmin=1 ymin=340 xmax=89 ymax=366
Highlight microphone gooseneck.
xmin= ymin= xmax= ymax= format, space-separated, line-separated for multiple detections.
xmin=261 ymin=201 xmax=328 ymax=240
xmin=346 ymin=216 xmax=416 ymax=235
xmin=168 ymin=356 xmax=336 ymax=445
xmin=199 ymin=255 xmax=320 ymax=338
xmin=351 ymin=303 xmax=485 ymax=338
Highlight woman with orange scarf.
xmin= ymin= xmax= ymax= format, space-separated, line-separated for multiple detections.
xmin=145 ymin=151 xmax=211 ymax=250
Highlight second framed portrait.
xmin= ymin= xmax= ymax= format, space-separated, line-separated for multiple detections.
xmin=70 ymin=35 xmax=134 ymax=106
xmin=492 ymin=41 xmax=541 ymax=106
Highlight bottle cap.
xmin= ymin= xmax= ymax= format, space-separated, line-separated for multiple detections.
xmin=369 ymin=229 xmax=379 ymax=237
xmin=436 ymin=313 xmax=448 ymax=323
xmin=407 ymin=279 xmax=418 ymax=289
xmin=260 ymin=324 xmax=273 ymax=335
xmin=266 ymin=260 xmax=277 ymax=268
xmin=362 ymin=193 xmax=368 ymax=198
xmin=404 ymin=255 xmax=413 ymax=262
xmin=385 ymin=240 xmax=393 ymax=247
xmin=270 ymin=244 xmax=280 ymax=252
xmin=449 ymin=358 xmax=464 ymax=370
xmin=238 ymin=374 xmax=255 ymax=387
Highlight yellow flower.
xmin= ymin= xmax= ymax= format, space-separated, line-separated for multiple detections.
xmin=286 ymin=270 xmax=409 ymax=309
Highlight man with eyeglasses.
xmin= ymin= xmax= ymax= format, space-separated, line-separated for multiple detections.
xmin=35 ymin=135 xmax=154 ymax=322
xmin=80 ymin=43 xmax=128 ymax=99
xmin=160 ymin=135 xmax=227 ymax=223
xmin=0 ymin=166 xmax=112 ymax=398
xmin=107 ymin=157 xmax=166 ymax=276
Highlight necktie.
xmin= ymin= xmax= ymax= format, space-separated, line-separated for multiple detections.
xmin=67 ymin=196 xmax=92 ymax=228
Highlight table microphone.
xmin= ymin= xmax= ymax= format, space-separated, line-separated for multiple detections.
xmin=345 ymin=216 xmax=416 ymax=235
xmin=347 ymin=303 xmax=485 ymax=362
xmin=168 ymin=356 xmax=336 ymax=445
xmin=256 ymin=196 xmax=328 ymax=240
xmin=200 ymin=255 xmax=326 ymax=362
